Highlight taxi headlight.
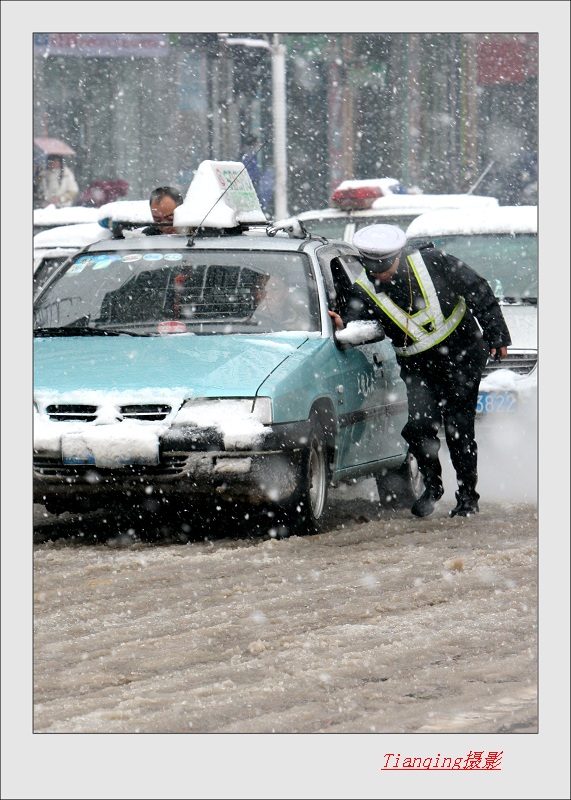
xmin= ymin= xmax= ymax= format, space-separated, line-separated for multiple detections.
xmin=178 ymin=397 xmax=273 ymax=425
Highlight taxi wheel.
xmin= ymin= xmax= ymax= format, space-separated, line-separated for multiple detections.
xmin=43 ymin=495 xmax=97 ymax=515
xmin=284 ymin=416 xmax=330 ymax=534
xmin=376 ymin=452 xmax=424 ymax=508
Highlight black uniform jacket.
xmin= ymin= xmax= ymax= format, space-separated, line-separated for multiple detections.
xmin=341 ymin=243 xmax=512 ymax=365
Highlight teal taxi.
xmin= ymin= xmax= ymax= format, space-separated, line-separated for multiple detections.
xmin=33 ymin=161 xmax=421 ymax=532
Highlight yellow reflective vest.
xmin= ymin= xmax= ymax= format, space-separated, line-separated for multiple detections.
xmin=356 ymin=250 xmax=466 ymax=356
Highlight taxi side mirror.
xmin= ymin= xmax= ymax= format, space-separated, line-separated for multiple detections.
xmin=334 ymin=320 xmax=385 ymax=349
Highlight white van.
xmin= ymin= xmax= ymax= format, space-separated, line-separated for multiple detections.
xmin=33 ymin=205 xmax=100 ymax=236
xmin=33 ymin=222 xmax=113 ymax=297
xmin=33 ymin=200 xmax=152 ymax=297
xmin=297 ymin=179 xmax=499 ymax=242
xmin=405 ymin=205 xmax=537 ymax=419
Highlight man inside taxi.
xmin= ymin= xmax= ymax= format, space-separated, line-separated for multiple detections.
xmin=143 ymin=186 xmax=184 ymax=235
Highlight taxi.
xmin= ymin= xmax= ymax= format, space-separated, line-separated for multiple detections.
xmin=406 ymin=205 xmax=537 ymax=420
xmin=33 ymin=161 xmax=422 ymax=533
xmin=297 ymin=178 xmax=499 ymax=242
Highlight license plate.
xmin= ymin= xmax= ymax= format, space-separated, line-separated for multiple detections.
xmin=61 ymin=431 xmax=160 ymax=466
xmin=476 ymin=391 xmax=517 ymax=414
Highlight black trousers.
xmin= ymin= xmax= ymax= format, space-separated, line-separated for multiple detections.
xmin=399 ymin=346 xmax=485 ymax=497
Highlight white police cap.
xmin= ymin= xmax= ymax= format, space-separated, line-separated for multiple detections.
xmin=353 ymin=224 xmax=406 ymax=261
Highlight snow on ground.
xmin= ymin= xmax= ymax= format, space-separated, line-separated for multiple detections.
xmin=29 ymin=493 xmax=541 ymax=799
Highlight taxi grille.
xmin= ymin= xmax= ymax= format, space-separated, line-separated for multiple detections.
xmin=45 ymin=404 xmax=172 ymax=422
xmin=120 ymin=404 xmax=172 ymax=421
xmin=46 ymin=404 xmax=98 ymax=422
xmin=483 ymin=352 xmax=537 ymax=377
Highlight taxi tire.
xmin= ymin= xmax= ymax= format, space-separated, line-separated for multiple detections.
xmin=283 ymin=415 xmax=330 ymax=535
xmin=43 ymin=495 xmax=96 ymax=516
xmin=376 ymin=452 xmax=424 ymax=509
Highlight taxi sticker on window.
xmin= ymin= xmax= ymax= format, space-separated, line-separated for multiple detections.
xmin=164 ymin=253 xmax=183 ymax=261
xmin=143 ymin=253 xmax=163 ymax=261
xmin=121 ymin=253 xmax=142 ymax=263
xmin=67 ymin=261 xmax=89 ymax=274
xmin=92 ymin=254 xmax=122 ymax=270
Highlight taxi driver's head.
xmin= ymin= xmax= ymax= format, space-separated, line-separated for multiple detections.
xmin=149 ymin=186 xmax=183 ymax=234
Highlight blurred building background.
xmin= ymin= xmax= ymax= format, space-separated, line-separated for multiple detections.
xmin=33 ymin=32 xmax=538 ymax=214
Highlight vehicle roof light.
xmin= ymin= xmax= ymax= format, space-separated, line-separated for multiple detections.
xmin=330 ymin=178 xmax=406 ymax=210
xmin=331 ymin=184 xmax=383 ymax=210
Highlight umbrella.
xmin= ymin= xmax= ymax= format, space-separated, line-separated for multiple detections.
xmin=34 ymin=137 xmax=76 ymax=157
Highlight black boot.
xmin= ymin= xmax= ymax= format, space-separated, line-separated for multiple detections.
xmin=411 ymin=485 xmax=444 ymax=517
xmin=449 ymin=490 xmax=480 ymax=517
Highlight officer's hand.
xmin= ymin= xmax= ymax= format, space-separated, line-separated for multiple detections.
xmin=328 ymin=310 xmax=345 ymax=331
xmin=490 ymin=345 xmax=508 ymax=361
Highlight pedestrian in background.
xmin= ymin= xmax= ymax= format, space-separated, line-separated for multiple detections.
xmin=40 ymin=154 xmax=79 ymax=207
xmin=329 ymin=224 xmax=511 ymax=518
xmin=240 ymin=135 xmax=261 ymax=193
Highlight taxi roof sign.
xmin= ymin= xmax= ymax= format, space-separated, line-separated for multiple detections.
xmin=175 ymin=160 xmax=267 ymax=228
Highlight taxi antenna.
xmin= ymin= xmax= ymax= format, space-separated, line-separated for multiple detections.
xmin=187 ymin=138 xmax=270 ymax=246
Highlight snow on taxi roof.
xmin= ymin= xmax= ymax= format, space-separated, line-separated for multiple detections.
xmin=97 ymin=199 xmax=153 ymax=227
xmin=95 ymin=161 xmax=268 ymax=231
xmin=175 ymin=160 xmax=267 ymax=228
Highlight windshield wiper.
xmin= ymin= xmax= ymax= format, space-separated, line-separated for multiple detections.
xmin=34 ymin=326 xmax=146 ymax=337
xmin=500 ymin=296 xmax=537 ymax=306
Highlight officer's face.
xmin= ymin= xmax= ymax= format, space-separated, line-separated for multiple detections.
xmin=368 ymin=255 xmax=400 ymax=282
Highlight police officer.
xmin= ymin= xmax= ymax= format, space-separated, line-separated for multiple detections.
xmin=330 ymin=224 xmax=511 ymax=518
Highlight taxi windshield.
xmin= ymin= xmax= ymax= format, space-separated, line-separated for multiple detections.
xmin=34 ymin=249 xmax=320 ymax=335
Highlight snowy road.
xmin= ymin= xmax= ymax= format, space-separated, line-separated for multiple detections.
xmin=32 ymin=414 xmax=539 ymax=735
xmin=33 ymin=490 xmax=537 ymax=735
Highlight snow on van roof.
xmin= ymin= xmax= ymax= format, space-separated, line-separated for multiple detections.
xmin=33 ymin=222 xmax=112 ymax=250
xmin=33 ymin=205 xmax=100 ymax=227
xmin=297 ymin=193 xmax=499 ymax=221
xmin=406 ymin=205 xmax=537 ymax=238
xmin=335 ymin=177 xmax=403 ymax=192
xmin=371 ymin=193 xmax=499 ymax=211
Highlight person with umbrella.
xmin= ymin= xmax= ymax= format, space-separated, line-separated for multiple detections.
xmin=34 ymin=138 xmax=79 ymax=208
xmin=39 ymin=154 xmax=79 ymax=207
